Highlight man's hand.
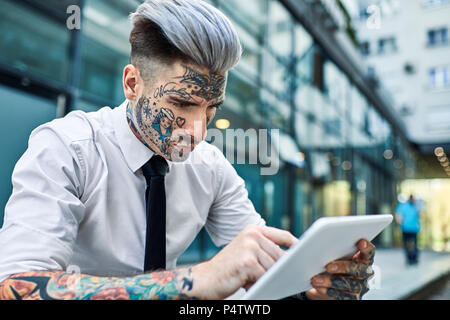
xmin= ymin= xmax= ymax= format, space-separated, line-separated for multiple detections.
xmin=191 ymin=225 xmax=297 ymax=300
xmin=306 ymin=239 xmax=376 ymax=300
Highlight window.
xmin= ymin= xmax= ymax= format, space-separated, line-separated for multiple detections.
xmin=217 ymin=0 xmax=267 ymax=83
xmin=360 ymin=41 xmax=371 ymax=56
xmin=422 ymin=0 xmax=450 ymax=9
xmin=359 ymin=0 xmax=400 ymax=21
xmin=429 ymin=66 xmax=450 ymax=89
xmin=350 ymin=85 xmax=369 ymax=129
xmin=427 ymin=27 xmax=448 ymax=46
xmin=359 ymin=8 xmax=370 ymax=21
xmin=217 ymin=0 xmax=268 ymax=40
xmin=324 ymin=60 xmax=349 ymax=113
xmin=224 ymin=71 xmax=261 ymax=124
xmin=267 ymin=1 xmax=292 ymax=58
xmin=262 ymin=89 xmax=291 ymax=129
xmin=295 ymin=23 xmax=314 ymax=82
xmin=261 ymin=49 xmax=291 ymax=99
xmin=232 ymin=22 xmax=261 ymax=80
xmin=312 ymin=49 xmax=325 ymax=92
xmin=378 ymin=37 xmax=397 ymax=54
xmin=79 ymin=0 xmax=132 ymax=105
xmin=0 ymin=0 xmax=71 ymax=83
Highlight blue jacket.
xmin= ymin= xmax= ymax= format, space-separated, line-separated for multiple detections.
xmin=395 ymin=201 xmax=420 ymax=233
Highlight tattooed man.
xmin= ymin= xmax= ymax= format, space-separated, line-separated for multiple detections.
xmin=0 ymin=0 xmax=375 ymax=300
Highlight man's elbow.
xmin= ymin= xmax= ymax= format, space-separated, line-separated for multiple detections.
xmin=0 ymin=270 xmax=57 ymax=300
xmin=0 ymin=273 xmax=27 ymax=300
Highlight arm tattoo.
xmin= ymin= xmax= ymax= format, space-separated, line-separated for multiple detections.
xmin=0 ymin=268 xmax=198 ymax=300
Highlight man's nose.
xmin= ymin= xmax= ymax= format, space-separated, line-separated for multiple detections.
xmin=184 ymin=115 xmax=207 ymax=141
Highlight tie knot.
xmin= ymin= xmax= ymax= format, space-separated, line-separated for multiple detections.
xmin=142 ymin=155 xmax=169 ymax=180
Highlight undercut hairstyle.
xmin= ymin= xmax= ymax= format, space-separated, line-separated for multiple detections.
xmin=129 ymin=0 xmax=242 ymax=80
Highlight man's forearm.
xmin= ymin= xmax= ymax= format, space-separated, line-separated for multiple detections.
xmin=0 ymin=268 xmax=198 ymax=300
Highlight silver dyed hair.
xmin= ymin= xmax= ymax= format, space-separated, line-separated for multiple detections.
xmin=129 ymin=0 xmax=242 ymax=73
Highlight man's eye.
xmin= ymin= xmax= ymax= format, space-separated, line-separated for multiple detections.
xmin=174 ymin=102 xmax=192 ymax=108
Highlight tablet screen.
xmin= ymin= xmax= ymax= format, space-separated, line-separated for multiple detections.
xmin=240 ymin=214 xmax=393 ymax=300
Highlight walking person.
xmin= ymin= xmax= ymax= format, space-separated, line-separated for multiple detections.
xmin=395 ymin=195 xmax=421 ymax=265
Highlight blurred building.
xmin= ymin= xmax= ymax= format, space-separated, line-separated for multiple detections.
xmin=399 ymin=179 xmax=450 ymax=251
xmin=353 ymin=0 xmax=450 ymax=176
xmin=0 ymin=0 xmax=423 ymax=262
xmin=351 ymin=0 xmax=450 ymax=250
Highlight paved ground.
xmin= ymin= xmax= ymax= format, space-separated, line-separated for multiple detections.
xmin=181 ymin=248 xmax=450 ymax=300
xmin=428 ymin=277 xmax=450 ymax=300
xmin=363 ymin=248 xmax=450 ymax=300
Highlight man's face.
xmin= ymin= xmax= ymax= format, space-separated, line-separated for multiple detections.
xmin=127 ymin=62 xmax=226 ymax=162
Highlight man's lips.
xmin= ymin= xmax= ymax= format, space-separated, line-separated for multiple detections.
xmin=175 ymin=143 xmax=196 ymax=152
xmin=171 ymin=133 xmax=202 ymax=152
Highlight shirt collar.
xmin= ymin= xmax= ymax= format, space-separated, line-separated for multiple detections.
xmin=113 ymin=100 xmax=155 ymax=173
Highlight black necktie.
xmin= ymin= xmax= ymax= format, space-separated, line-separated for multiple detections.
xmin=141 ymin=155 xmax=169 ymax=272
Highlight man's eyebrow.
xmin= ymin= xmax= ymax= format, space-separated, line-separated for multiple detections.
xmin=169 ymin=95 xmax=225 ymax=107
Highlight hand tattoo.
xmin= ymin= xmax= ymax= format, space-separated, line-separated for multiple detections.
xmin=326 ymin=288 xmax=358 ymax=300
xmin=329 ymin=276 xmax=364 ymax=292
xmin=328 ymin=275 xmax=370 ymax=299
xmin=347 ymin=261 xmax=375 ymax=278
xmin=317 ymin=240 xmax=376 ymax=300
xmin=366 ymin=248 xmax=375 ymax=265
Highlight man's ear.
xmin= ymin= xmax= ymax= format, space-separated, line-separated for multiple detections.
xmin=123 ymin=64 xmax=143 ymax=101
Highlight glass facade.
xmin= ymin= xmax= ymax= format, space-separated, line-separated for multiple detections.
xmin=0 ymin=1 xmax=71 ymax=84
xmin=0 ymin=0 xmax=416 ymax=259
xmin=79 ymin=0 xmax=132 ymax=106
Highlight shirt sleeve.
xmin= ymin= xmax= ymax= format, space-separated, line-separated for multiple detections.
xmin=205 ymin=154 xmax=266 ymax=247
xmin=0 ymin=126 xmax=86 ymax=283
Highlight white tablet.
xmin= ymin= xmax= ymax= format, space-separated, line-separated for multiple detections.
xmin=238 ymin=214 xmax=393 ymax=300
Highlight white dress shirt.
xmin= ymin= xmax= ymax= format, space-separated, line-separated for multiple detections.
xmin=0 ymin=100 xmax=265 ymax=283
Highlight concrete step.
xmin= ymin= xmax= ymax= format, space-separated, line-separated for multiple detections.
xmin=364 ymin=248 xmax=450 ymax=300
